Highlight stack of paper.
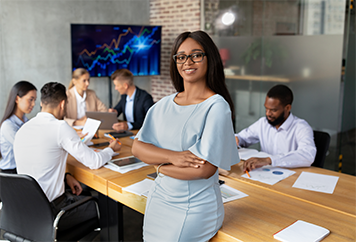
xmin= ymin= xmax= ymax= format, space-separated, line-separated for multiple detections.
xmin=122 ymin=180 xmax=249 ymax=203
xmin=273 ymin=220 xmax=330 ymax=242
xmin=220 ymin=184 xmax=248 ymax=203
xmin=122 ymin=178 xmax=154 ymax=197
xmin=238 ymin=148 xmax=271 ymax=160
xmin=104 ymin=162 xmax=148 ymax=174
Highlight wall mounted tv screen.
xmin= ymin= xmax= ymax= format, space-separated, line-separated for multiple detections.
xmin=71 ymin=24 xmax=161 ymax=77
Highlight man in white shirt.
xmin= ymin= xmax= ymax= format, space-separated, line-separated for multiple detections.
xmin=14 ymin=82 xmax=121 ymax=231
xmin=108 ymin=69 xmax=154 ymax=131
xmin=235 ymin=84 xmax=316 ymax=172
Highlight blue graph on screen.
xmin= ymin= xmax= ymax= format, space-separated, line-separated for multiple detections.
xmin=71 ymin=24 xmax=161 ymax=77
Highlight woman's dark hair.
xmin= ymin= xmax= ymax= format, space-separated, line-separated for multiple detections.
xmin=0 ymin=81 xmax=37 ymax=126
xmin=169 ymin=31 xmax=235 ymax=124
xmin=41 ymin=82 xmax=67 ymax=108
xmin=0 ymin=81 xmax=37 ymax=159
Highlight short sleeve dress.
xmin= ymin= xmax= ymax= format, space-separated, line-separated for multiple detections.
xmin=136 ymin=93 xmax=240 ymax=242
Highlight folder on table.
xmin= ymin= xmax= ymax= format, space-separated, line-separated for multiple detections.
xmin=273 ymin=220 xmax=330 ymax=242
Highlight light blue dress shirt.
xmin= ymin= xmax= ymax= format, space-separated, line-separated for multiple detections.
xmin=0 ymin=114 xmax=28 ymax=170
xmin=125 ymin=88 xmax=136 ymax=130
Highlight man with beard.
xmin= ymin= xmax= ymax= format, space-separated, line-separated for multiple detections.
xmin=235 ymin=84 xmax=316 ymax=172
xmin=14 ymin=82 xmax=121 ymax=231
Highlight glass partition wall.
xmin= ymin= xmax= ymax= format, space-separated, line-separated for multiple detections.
xmin=339 ymin=5 xmax=355 ymax=175
xmin=204 ymin=0 xmax=355 ymax=174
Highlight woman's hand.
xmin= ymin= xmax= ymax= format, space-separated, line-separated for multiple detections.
xmin=132 ymin=139 xmax=205 ymax=167
xmin=168 ymin=150 xmax=206 ymax=168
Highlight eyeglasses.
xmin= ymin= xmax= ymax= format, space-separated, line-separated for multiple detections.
xmin=173 ymin=52 xmax=206 ymax=64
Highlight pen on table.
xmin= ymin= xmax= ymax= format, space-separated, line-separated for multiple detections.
xmin=246 ymin=170 xmax=251 ymax=178
xmin=107 ymin=134 xmax=122 ymax=145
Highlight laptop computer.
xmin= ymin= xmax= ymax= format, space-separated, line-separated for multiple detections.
xmin=85 ymin=111 xmax=118 ymax=129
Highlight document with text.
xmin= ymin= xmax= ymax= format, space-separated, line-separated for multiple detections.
xmin=292 ymin=172 xmax=339 ymax=194
xmin=241 ymin=166 xmax=296 ymax=185
xmin=220 ymin=184 xmax=248 ymax=203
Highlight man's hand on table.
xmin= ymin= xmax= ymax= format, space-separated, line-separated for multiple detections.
xmin=243 ymin=157 xmax=272 ymax=172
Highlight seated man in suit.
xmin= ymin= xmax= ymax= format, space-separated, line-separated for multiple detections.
xmin=235 ymin=84 xmax=316 ymax=172
xmin=14 ymin=82 xmax=121 ymax=231
xmin=109 ymin=69 xmax=154 ymax=131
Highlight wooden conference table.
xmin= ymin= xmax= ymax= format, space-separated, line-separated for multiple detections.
xmin=66 ymin=130 xmax=356 ymax=241
xmin=219 ymin=163 xmax=356 ymax=217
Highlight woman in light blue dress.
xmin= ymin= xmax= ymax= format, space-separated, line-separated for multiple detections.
xmin=132 ymin=31 xmax=240 ymax=242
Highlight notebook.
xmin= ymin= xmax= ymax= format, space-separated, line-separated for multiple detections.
xmin=85 ymin=111 xmax=118 ymax=129
xmin=108 ymin=156 xmax=143 ymax=169
xmin=104 ymin=130 xmax=134 ymax=138
xmin=273 ymin=220 xmax=330 ymax=242
xmin=81 ymin=118 xmax=101 ymax=144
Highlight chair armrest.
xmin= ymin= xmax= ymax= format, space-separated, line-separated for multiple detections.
xmin=53 ymin=196 xmax=98 ymax=231
xmin=60 ymin=196 xmax=96 ymax=213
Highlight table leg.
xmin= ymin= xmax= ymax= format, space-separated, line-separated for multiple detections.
xmin=99 ymin=193 xmax=124 ymax=242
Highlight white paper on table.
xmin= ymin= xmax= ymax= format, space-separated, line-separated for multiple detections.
xmin=104 ymin=162 xmax=148 ymax=174
xmin=241 ymin=166 xmax=296 ymax=185
xmin=220 ymin=184 xmax=248 ymax=203
xmin=81 ymin=118 xmax=101 ymax=144
xmin=292 ymin=172 xmax=339 ymax=194
xmin=238 ymin=148 xmax=271 ymax=160
xmin=122 ymin=178 xmax=154 ymax=197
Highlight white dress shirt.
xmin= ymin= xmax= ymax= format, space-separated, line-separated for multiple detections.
xmin=125 ymin=88 xmax=136 ymax=130
xmin=0 ymin=114 xmax=28 ymax=170
xmin=14 ymin=112 xmax=115 ymax=202
xmin=236 ymin=113 xmax=316 ymax=168
xmin=74 ymin=88 xmax=87 ymax=119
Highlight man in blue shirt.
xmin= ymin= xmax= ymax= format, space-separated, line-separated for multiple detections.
xmin=109 ymin=69 xmax=154 ymax=131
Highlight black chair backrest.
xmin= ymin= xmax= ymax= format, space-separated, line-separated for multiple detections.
xmin=312 ymin=130 xmax=331 ymax=168
xmin=0 ymin=173 xmax=55 ymax=241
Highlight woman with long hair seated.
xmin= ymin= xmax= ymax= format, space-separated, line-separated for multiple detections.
xmin=65 ymin=68 xmax=107 ymax=126
xmin=0 ymin=81 xmax=37 ymax=174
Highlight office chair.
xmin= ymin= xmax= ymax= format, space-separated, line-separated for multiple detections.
xmin=0 ymin=173 xmax=100 ymax=242
xmin=312 ymin=130 xmax=331 ymax=168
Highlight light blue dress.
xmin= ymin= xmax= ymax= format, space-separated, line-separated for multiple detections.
xmin=136 ymin=93 xmax=240 ymax=242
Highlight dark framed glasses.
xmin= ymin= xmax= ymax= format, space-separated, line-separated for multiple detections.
xmin=173 ymin=52 xmax=206 ymax=64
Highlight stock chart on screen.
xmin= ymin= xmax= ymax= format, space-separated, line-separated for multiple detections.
xmin=71 ymin=24 xmax=161 ymax=77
